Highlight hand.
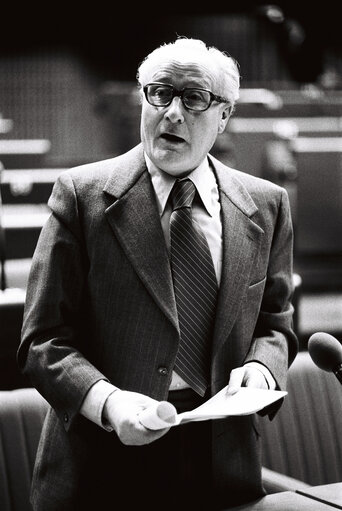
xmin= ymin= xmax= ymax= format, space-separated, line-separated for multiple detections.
xmin=226 ymin=365 xmax=268 ymax=396
xmin=103 ymin=390 xmax=171 ymax=446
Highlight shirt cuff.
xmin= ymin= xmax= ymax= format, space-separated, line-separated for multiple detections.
xmin=244 ymin=362 xmax=276 ymax=390
xmin=80 ymin=379 xmax=119 ymax=431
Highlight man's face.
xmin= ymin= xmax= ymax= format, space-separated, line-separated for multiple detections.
xmin=140 ymin=59 xmax=230 ymax=176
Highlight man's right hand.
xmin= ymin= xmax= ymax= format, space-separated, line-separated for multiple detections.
xmin=103 ymin=390 xmax=171 ymax=446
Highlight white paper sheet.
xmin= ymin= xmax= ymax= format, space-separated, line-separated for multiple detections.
xmin=138 ymin=386 xmax=287 ymax=430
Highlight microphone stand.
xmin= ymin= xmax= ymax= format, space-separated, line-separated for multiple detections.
xmin=333 ymin=364 xmax=342 ymax=384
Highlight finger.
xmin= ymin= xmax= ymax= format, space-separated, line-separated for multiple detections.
xmin=132 ymin=422 xmax=171 ymax=445
xmin=244 ymin=367 xmax=269 ymax=389
xmin=135 ymin=394 xmax=160 ymax=407
xmin=144 ymin=426 xmax=172 ymax=443
xmin=226 ymin=367 xmax=245 ymax=395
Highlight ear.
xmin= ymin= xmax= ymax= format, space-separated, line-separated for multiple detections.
xmin=218 ymin=106 xmax=230 ymax=134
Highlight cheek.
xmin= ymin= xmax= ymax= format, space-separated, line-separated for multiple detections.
xmin=193 ymin=119 xmax=219 ymax=150
xmin=140 ymin=111 xmax=154 ymax=144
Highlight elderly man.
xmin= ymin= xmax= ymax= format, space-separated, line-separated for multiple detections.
xmin=18 ymin=37 xmax=298 ymax=510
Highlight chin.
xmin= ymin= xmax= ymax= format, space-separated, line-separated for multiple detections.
xmin=150 ymin=146 xmax=199 ymax=176
xmin=163 ymin=155 xmax=196 ymax=174
xmin=157 ymin=164 xmax=192 ymax=177
xmin=152 ymin=157 xmax=186 ymax=177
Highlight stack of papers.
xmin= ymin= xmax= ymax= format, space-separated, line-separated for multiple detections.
xmin=138 ymin=386 xmax=287 ymax=430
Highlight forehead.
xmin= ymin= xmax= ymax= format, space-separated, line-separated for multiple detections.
xmin=143 ymin=56 xmax=222 ymax=91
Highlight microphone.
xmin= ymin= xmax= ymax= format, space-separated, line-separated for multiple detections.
xmin=308 ymin=332 xmax=342 ymax=384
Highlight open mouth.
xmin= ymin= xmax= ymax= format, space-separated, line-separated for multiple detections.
xmin=160 ymin=133 xmax=185 ymax=143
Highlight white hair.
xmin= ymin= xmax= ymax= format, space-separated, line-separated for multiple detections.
xmin=136 ymin=37 xmax=240 ymax=108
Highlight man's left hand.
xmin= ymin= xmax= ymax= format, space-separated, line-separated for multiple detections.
xmin=226 ymin=365 xmax=268 ymax=396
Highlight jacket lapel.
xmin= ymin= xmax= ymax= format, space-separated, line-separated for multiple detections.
xmin=103 ymin=145 xmax=178 ymax=331
xmin=102 ymin=146 xmax=264 ymax=347
xmin=210 ymin=156 xmax=264 ymax=356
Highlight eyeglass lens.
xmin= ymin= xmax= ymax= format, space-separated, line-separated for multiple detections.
xmin=146 ymin=84 xmax=211 ymax=111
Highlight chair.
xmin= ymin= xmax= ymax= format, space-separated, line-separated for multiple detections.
xmin=0 ymin=388 xmax=48 ymax=511
xmin=260 ymin=350 xmax=342 ymax=491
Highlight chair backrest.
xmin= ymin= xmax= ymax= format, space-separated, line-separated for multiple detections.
xmin=0 ymin=388 xmax=48 ymax=511
xmin=259 ymin=350 xmax=342 ymax=486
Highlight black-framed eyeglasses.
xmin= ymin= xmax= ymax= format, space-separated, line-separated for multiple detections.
xmin=143 ymin=82 xmax=229 ymax=112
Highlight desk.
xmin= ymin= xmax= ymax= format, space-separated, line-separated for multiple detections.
xmin=297 ymin=483 xmax=342 ymax=510
xmin=2 ymin=203 xmax=50 ymax=259
xmin=229 ymin=488 xmax=339 ymax=510
xmin=1 ymin=168 xmax=65 ymax=204
xmin=0 ymin=139 xmax=51 ymax=168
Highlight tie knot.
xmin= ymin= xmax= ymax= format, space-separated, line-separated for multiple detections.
xmin=170 ymin=179 xmax=196 ymax=210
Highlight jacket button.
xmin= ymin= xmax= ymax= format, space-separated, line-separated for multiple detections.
xmin=158 ymin=366 xmax=168 ymax=376
xmin=64 ymin=413 xmax=69 ymax=423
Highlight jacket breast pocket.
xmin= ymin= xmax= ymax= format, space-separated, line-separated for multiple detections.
xmin=248 ymin=276 xmax=266 ymax=289
xmin=246 ymin=276 xmax=267 ymax=310
xmin=242 ymin=277 xmax=267 ymax=339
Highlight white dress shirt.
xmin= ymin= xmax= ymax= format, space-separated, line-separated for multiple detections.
xmin=80 ymin=154 xmax=275 ymax=429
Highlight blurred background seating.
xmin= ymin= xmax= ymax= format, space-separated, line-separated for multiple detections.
xmin=260 ymin=350 xmax=342 ymax=489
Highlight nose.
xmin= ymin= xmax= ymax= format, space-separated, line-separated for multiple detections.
xmin=164 ymin=96 xmax=185 ymax=124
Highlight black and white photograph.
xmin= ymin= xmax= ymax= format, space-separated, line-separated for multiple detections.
xmin=0 ymin=3 xmax=341 ymax=510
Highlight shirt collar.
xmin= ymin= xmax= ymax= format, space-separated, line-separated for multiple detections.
xmin=144 ymin=152 xmax=216 ymax=217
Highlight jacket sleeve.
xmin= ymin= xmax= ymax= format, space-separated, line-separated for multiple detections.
xmin=17 ymin=172 xmax=107 ymax=431
xmin=244 ymin=188 xmax=298 ymax=415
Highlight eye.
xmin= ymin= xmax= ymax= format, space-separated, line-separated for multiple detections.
xmin=185 ymin=90 xmax=207 ymax=102
xmin=151 ymin=85 xmax=171 ymax=100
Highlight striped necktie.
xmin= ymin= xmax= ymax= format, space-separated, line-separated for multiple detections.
xmin=170 ymin=178 xmax=218 ymax=396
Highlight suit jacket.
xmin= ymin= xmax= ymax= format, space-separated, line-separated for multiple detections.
xmin=18 ymin=143 xmax=298 ymax=509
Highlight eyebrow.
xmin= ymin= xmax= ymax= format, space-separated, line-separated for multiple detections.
xmin=149 ymin=73 xmax=212 ymax=90
xmin=149 ymin=82 xmax=213 ymax=92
